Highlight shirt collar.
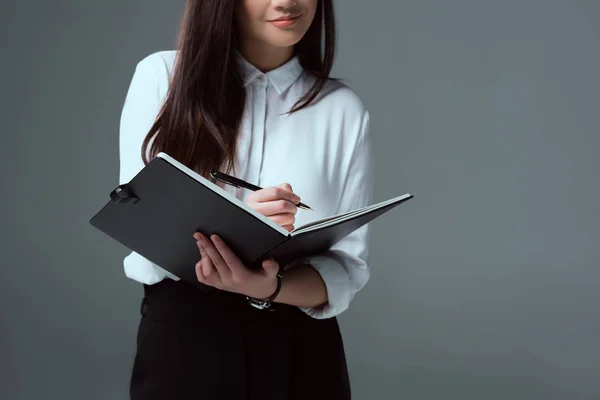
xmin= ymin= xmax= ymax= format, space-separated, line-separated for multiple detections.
xmin=236 ymin=52 xmax=304 ymax=95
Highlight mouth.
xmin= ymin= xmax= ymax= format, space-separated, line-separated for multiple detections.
xmin=268 ymin=14 xmax=303 ymax=28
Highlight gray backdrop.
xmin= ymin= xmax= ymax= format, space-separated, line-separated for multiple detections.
xmin=2 ymin=1 xmax=599 ymax=399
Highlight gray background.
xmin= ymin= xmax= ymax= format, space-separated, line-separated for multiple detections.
xmin=1 ymin=0 xmax=599 ymax=399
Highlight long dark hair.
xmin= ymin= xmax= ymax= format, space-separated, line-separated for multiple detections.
xmin=141 ymin=0 xmax=336 ymax=179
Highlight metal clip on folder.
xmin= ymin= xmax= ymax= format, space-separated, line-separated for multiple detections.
xmin=110 ymin=184 xmax=140 ymax=204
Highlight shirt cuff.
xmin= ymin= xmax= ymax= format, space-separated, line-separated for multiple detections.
xmin=123 ymin=251 xmax=180 ymax=285
xmin=291 ymin=254 xmax=355 ymax=319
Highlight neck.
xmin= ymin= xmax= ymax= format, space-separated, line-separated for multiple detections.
xmin=238 ymin=39 xmax=294 ymax=72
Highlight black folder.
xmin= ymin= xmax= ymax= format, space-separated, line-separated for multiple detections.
xmin=89 ymin=153 xmax=413 ymax=288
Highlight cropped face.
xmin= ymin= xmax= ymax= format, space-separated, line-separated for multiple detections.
xmin=236 ymin=0 xmax=318 ymax=49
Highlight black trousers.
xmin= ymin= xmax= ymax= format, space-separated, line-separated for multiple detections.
xmin=129 ymin=279 xmax=351 ymax=400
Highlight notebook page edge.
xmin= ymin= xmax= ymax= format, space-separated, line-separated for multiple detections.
xmin=291 ymin=193 xmax=412 ymax=236
xmin=289 ymin=199 xmax=382 ymax=233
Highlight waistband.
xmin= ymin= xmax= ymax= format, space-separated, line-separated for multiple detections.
xmin=140 ymin=279 xmax=308 ymax=327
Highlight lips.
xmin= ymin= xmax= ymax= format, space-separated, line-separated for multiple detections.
xmin=269 ymin=14 xmax=301 ymax=22
xmin=268 ymin=13 xmax=302 ymax=28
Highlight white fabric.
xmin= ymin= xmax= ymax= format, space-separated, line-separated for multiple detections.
xmin=119 ymin=50 xmax=374 ymax=319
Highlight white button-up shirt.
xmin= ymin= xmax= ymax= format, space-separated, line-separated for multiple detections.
xmin=119 ymin=50 xmax=374 ymax=319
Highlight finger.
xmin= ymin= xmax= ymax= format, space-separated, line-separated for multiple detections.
xmin=195 ymin=257 xmax=220 ymax=287
xmin=197 ymin=234 xmax=230 ymax=280
xmin=199 ymin=245 xmax=213 ymax=277
xmin=261 ymin=258 xmax=280 ymax=278
xmin=194 ymin=233 xmax=214 ymax=279
xmin=196 ymin=241 xmax=220 ymax=283
xmin=195 ymin=260 xmax=204 ymax=282
xmin=268 ymin=213 xmax=295 ymax=226
xmin=252 ymin=200 xmax=298 ymax=217
xmin=210 ymin=234 xmax=246 ymax=276
xmin=195 ymin=258 xmax=215 ymax=282
xmin=278 ymin=182 xmax=293 ymax=192
xmin=249 ymin=185 xmax=301 ymax=204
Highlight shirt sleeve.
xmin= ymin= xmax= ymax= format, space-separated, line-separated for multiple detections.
xmin=296 ymin=110 xmax=375 ymax=319
xmin=119 ymin=56 xmax=179 ymax=283
xmin=119 ymin=57 xmax=163 ymax=185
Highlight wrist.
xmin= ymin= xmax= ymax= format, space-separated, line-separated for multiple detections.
xmin=246 ymin=274 xmax=282 ymax=310
xmin=253 ymin=276 xmax=279 ymax=300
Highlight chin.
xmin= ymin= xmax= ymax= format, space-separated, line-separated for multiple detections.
xmin=271 ymin=38 xmax=303 ymax=48
xmin=266 ymin=33 xmax=305 ymax=48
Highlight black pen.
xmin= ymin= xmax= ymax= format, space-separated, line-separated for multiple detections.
xmin=210 ymin=171 xmax=313 ymax=211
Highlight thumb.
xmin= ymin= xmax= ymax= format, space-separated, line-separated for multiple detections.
xmin=262 ymin=258 xmax=280 ymax=277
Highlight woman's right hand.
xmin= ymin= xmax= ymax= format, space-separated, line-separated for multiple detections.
xmin=245 ymin=183 xmax=301 ymax=232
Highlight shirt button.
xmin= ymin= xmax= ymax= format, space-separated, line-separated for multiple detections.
xmin=257 ymin=75 xmax=265 ymax=81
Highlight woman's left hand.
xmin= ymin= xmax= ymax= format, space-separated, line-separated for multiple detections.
xmin=193 ymin=232 xmax=280 ymax=300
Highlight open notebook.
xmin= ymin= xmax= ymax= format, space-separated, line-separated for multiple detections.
xmin=89 ymin=152 xmax=413 ymax=287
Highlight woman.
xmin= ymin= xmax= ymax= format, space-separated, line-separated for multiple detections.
xmin=119 ymin=0 xmax=374 ymax=399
